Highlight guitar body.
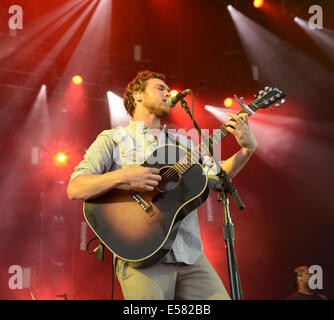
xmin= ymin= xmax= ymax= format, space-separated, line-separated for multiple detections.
xmin=83 ymin=144 xmax=209 ymax=268
xmin=82 ymin=86 xmax=287 ymax=268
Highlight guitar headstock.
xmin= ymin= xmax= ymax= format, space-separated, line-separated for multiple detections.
xmin=251 ymin=86 xmax=286 ymax=111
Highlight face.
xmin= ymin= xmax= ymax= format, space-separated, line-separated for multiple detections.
xmin=140 ymin=78 xmax=171 ymax=118
xmin=298 ymin=267 xmax=314 ymax=289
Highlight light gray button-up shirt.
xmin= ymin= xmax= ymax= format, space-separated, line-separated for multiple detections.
xmin=70 ymin=120 xmax=221 ymax=265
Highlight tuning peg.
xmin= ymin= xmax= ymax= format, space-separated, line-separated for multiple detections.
xmin=281 ymin=99 xmax=285 ymax=104
xmin=269 ymin=107 xmax=274 ymax=110
xmin=265 ymin=86 xmax=269 ymax=91
xmin=274 ymin=103 xmax=280 ymax=107
xmin=259 ymin=90 xmax=264 ymax=95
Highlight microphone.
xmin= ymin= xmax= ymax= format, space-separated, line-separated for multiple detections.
xmin=166 ymin=89 xmax=191 ymax=108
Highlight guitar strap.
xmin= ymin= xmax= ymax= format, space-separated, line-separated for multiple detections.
xmin=86 ymin=237 xmax=104 ymax=261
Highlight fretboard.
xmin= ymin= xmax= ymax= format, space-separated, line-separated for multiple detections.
xmin=172 ymin=104 xmax=255 ymax=175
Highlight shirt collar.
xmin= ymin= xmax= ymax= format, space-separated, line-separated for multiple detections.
xmin=128 ymin=120 xmax=167 ymax=133
xmin=128 ymin=120 xmax=147 ymax=132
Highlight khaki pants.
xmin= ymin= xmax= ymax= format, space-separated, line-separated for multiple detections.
xmin=115 ymin=254 xmax=231 ymax=300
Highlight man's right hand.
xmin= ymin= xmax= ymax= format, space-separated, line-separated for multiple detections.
xmin=67 ymin=166 xmax=162 ymax=201
xmin=120 ymin=166 xmax=162 ymax=191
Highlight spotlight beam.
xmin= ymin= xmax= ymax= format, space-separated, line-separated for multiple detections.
xmin=0 ymin=0 xmax=96 ymax=133
xmin=0 ymin=0 xmax=84 ymax=62
xmin=294 ymin=17 xmax=334 ymax=62
xmin=0 ymin=84 xmax=50 ymax=198
xmin=0 ymin=0 xmax=90 ymax=72
xmin=23 ymin=85 xmax=51 ymax=146
xmin=107 ymin=91 xmax=131 ymax=128
xmin=59 ymin=0 xmax=113 ymax=82
xmin=227 ymin=5 xmax=333 ymax=102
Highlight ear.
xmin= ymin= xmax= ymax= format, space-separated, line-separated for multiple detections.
xmin=132 ymin=91 xmax=142 ymax=103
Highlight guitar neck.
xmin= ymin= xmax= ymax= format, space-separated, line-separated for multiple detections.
xmin=173 ymin=104 xmax=256 ymax=175
xmin=170 ymin=85 xmax=286 ymax=175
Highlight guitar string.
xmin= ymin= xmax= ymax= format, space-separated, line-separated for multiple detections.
xmin=158 ymin=105 xmax=255 ymax=184
xmin=157 ymin=106 xmax=255 ymax=185
xmin=158 ymin=130 xmax=224 ymax=185
xmin=161 ymin=87 xmax=284 ymax=183
xmin=153 ymin=90 xmax=282 ymax=187
xmin=159 ymin=87 xmax=283 ymax=183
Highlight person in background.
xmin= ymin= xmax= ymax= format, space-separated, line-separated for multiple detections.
xmin=286 ymin=265 xmax=327 ymax=300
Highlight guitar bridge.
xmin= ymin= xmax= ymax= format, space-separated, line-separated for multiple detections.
xmin=129 ymin=191 xmax=155 ymax=217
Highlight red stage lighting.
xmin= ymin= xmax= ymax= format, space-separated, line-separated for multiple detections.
xmin=253 ymin=0 xmax=264 ymax=8
xmin=54 ymin=152 xmax=68 ymax=166
xmin=72 ymin=75 xmax=83 ymax=85
xmin=224 ymin=97 xmax=233 ymax=107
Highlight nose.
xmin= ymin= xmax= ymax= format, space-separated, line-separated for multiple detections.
xmin=164 ymin=90 xmax=171 ymax=98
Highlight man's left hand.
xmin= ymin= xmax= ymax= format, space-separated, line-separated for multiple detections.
xmin=225 ymin=112 xmax=257 ymax=153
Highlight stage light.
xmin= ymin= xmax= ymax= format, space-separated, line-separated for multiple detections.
xmin=72 ymin=75 xmax=83 ymax=85
xmin=107 ymin=91 xmax=131 ymax=128
xmin=170 ymin=90 xmax=178 ymax=97
xmin=253 ymin=0 xmax=264 ymax=9
xmin=54 ymin=152 xmax=68 ymax=166
xmin=224 ymin=97 xmax=233 ymax=107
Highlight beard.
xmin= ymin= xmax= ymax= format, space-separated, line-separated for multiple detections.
xmin=143 ymin=99 xmax=169 ymax=119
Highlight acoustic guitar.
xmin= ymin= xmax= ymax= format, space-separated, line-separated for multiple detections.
xmin=83 ymin=86 xmax=286 ymax=267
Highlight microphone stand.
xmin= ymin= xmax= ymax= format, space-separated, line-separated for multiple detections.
xmin=179 ymin=97 xmax=244 ymax=300
xmin=214 ymin=183 xmax=243 ymax=300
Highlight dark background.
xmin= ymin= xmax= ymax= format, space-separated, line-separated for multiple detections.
xmin=0 ymin=0 xmax=333 ymax=300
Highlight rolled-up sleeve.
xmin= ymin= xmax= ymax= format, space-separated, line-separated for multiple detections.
xmin=201 ymin=155 xmax=223 ymax=176
xmin=69 ymin=132 xmax=115 ymax=182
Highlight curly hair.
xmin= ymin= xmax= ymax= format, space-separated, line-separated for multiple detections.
xmin=123 ymin=70 xmax=166 ymax=117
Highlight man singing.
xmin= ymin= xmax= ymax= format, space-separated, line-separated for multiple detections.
xmin=67 ymin=70 xmax=257 ymax=300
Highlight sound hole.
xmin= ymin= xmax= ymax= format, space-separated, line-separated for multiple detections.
xmin=157 ymin=166 xmax=181 ymax=192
